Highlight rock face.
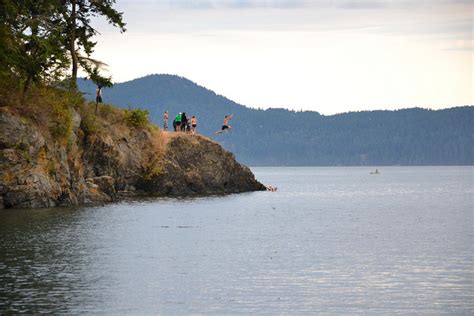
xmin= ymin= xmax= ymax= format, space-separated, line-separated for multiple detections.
xmin=139 ymin=135 xmax=264 ymax=195
xmin=0 ymin=107 xmax=265 ymax=209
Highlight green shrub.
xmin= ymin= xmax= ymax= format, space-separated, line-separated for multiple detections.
xmin=80 ymin=110 xmax=98 ymax=135
xmin=49 ymin=103 xmax=72 ymax=139
xmin=56 ymin=88 xmax=83 ymax=109
xmin=16 ymin=142 xmax=32 ymax=163
xmin=98 ymin=103 xmax=115 ymax=118
xmin=125 ymin=109 xmax=149 ymax=128
xmin=47 ymin=160 xmax=56 ymax=176
xmin=144 ymin=161 xmax=163 ymax=181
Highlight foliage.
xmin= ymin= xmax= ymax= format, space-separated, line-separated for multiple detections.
xmin=85 ymin=65 xmax=113 ymax=89
xmin=1 ymin=0 xmax=69 ymax=95
xmin=125 ymin=109 xmax=149 ymax=128
xmin=0 ymin=74 xmax=21 ymax=107
xmin=47 ymin=159 xmax=56 ymax=176
xmin=0 ymin=0 xmax=127 ymax=147
xmin=49 ymin=102 xmax=72 ymax=139
xmin=15 ymin=142 xmax=32 ymax=163
xmin=78 ymin=103 xmax=98 ymax=135
xmin=97 ymin=103 xmax=120 ymax=119
xmin=0 ymin=0 xmax=125 ymax=93
xmin=143 ymin=161 xmax=164 ymax=181
xmin=5 ymin=84 xmax=81 ymax=142
xmin=61 ymin=0 xmax=126 ymax=85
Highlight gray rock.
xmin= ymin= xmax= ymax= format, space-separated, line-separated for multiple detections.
xmin=86 ymin=176 xmax=116 ymax=196
xmin=138 ymin=134 xmax=265 ymax=195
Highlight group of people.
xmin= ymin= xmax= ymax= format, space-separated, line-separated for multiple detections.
xmin=162 ymin=111 xmax=234 ymax=135
xmin=93 ymin=87 xmax=278 ymax=192
xmin=93 ymin=88 xmax=278 ymax=191
xmin=162 ymin=111 xmax=198 ymax=134
xmin=94 ymin=86 xmax=233 ymax=136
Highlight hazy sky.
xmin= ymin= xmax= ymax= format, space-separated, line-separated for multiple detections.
xmin=90 ymin=0 xmax=473 ymax=114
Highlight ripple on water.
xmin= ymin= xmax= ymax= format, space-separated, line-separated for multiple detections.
xmin=0 ymin=166 xmax=473 ymax=314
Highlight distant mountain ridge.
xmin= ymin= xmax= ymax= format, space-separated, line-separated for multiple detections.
xmin=78 ymin=74 xmax=474 ymax=166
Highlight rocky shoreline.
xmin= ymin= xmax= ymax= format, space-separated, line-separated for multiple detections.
xmin=0 ymin=107 xmax=265 ymax=209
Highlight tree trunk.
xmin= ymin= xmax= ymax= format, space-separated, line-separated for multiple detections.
xmin=21 ymin=77 xmax=32 ymax=105
xmin=69 ymin=0 xmax=78 ymax=88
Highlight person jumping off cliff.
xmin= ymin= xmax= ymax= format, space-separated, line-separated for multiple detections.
xmin=215 ymin=114 xmax=233 ymax=134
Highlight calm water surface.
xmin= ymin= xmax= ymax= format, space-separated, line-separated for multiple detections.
xmin=0 ymin=166 xmax=473 ymax=314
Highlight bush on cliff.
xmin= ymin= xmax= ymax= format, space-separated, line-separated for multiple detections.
xmin=4 ymin=84 xmax=82 ymax=142
xmin=125 ymin=109 xmax=150 ymax=128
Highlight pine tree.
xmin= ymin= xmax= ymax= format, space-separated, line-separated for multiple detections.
xmin=0 ymin=0 xmax=126 ymax=94
xmin=61 ymin=0 xmax=126 ymax=87
xmin=0 ymin=0 xmax=69 ymax=96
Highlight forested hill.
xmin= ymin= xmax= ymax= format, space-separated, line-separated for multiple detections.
xmin=78 ymin=74 xmax=474 ymax=166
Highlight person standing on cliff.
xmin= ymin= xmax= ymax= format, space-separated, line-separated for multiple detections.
xmin=95 ymin=85 xmax=102 ymax=114
xmin=174 ymin=112 xmax=182 ymax=132
xmin=180 ymin=112 xmax=187 ymax=132
xmin=163 ymin=111 xmax=168 ymax=131
xmin=191 ymin=115 xmax=197 ymax=134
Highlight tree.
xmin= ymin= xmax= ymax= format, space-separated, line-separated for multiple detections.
xmin=83 ymin=61 xmax=113 ymax=113
xmin=0 ymin=0 xmax=16 ymax=77
xmin=62 ymin=0 xmax=126 ymax=87
xmin=0 ymin=0 xmax=126 ymax=96
xmin=0 ymin=0 xmax=69 ymax=97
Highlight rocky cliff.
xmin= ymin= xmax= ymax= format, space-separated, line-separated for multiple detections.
xmin=0 ymin=106 xmax=265 ymax=209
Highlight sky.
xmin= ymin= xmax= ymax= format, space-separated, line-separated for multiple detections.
xmin=90 ymin=0 xmax=473 ymax=114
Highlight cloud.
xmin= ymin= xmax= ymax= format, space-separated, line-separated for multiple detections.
xmin=443 ymin=39 xmax=474 ymax=51
xmin=376 ymin=18 xmax=473 ymax=39
xmin=126 ymin=0 xmax=473 ymax=10
xmin=114 ymin=0 xmax=473 ymax=43
xmin=157 ymin=0 xmax=308 ymax=9
xmin=444 ymin=47 xmax=473 ymax=51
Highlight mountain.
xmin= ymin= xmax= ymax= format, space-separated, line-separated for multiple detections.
xmin=78 ymin=74 xmax=474 ymax=166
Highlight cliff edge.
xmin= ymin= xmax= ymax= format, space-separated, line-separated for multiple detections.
xmin=0 ymin=104 xmax=265 ymax=209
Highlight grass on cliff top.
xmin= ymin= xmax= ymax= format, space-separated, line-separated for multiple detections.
xmin=1 ymin=81 xmax=166 ymax=154
xmin=162 ymin=130 xmax=217 ymax=146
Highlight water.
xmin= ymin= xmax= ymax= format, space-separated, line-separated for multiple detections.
xmin=0 ymin=166 xmax=473 ymax=314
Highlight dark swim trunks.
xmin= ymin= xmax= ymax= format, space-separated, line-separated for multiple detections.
xmin=222 ymin=125 xmax=229 ymax=130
